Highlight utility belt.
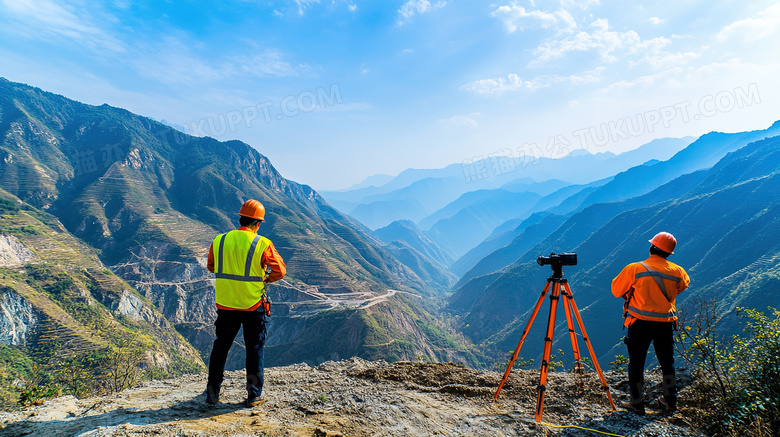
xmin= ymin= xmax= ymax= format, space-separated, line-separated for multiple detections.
xmin=623 ymin=314 xmax=678 ymax=331
xmin=261 ymin=294 xmax=271 ymax=316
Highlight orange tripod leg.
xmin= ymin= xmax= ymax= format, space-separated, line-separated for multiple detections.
xmin=535 ymin=281 xmax=561 ymax=422
xmin=561 ymin=285 xmax=585 ymax=388
xmin=494 ymin=280 xmax=551 ymax=400
xmin=564 ymin=282 xmax=617 ymax=411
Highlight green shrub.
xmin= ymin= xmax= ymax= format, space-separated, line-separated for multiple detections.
xmin=609 ymin=354 xmax=628 ymax=373
xmin=548 ymin=348 xmax=565 ymax=372
xmin=7 ymin=225 xmax=39 ymax=236
xmin=17 ymin=364 xmax=59 ymax=407
xmin=677 ymin=303 xmax=780 ymax=436
xmin=0 ymin=198 xmax=19 ymax=212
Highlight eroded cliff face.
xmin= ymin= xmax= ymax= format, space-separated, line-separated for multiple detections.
xmin=111 ymin=245 xmax=220 ymax=365
xmin=0 ymin=234 xmax=35 ymax=268
xmin=0 ymin=289 xmax=38 ymax=346
xmin=113 ymin=243 xmax=215 ymax=326
xmin=0 ymin=234 xmax=40 ymax=346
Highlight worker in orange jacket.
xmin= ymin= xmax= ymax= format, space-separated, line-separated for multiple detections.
xmin=612 ymin=232 xmax=690 ymax=416
xmin=205 ymin=199 xmax=286 ymax=407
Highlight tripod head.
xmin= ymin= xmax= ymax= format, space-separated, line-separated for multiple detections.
xmin=537 ymin=252 xmax=577 ymax=279
xmin=548 ymin=263 xmax=565 ymax=279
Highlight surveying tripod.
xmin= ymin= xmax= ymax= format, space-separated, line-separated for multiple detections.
xmin=493 ymin=262 xmax=616 ymax=422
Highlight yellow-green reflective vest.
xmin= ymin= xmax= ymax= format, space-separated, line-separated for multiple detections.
xmin=212 ymin=230 xmax=271 ymax=309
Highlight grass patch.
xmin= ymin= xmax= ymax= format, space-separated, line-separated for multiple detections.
xmin=0 ymin=198 xmax=19 ymax=213
xmin=6 ymin=225 xmax=39 ymax=236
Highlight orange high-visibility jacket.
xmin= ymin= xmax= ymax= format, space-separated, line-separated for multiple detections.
xmin=612 ymin=255 xmax=690 ymax=325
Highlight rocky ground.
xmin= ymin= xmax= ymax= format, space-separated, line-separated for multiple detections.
xmin=0 ymin=358 xmax=705 ymax=436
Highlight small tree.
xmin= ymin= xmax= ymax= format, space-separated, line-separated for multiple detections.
xmin=103 ymin=334 xmax=147 ymax=393
xmin=54 ymin=353 xmax=101 ymax=398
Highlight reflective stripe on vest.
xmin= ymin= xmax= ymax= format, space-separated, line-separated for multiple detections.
xmin=213 ymin=230 xmax=270 ymax=309
xmin=627 ymin=305 xmax=677 ymax=319
xmin=636 ymin=261 xmax=681 ymax=303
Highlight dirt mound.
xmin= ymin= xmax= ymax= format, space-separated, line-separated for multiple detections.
xmin=348 ymin=361 xmax=499 ymax=397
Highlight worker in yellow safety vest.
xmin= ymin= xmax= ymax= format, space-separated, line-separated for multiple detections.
xmin=205 ymin=199 xmax=286 ymax=407
xmin=612 ymin=231 xmax=690 ymax=416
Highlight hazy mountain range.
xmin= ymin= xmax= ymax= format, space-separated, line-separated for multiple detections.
xmin=321 ymin=137 xmax=692 ymax=230
xmin=1 ymin=77 xmax=778 ymax=397
xmin=321 ymin=137 xmax=694 ymax=271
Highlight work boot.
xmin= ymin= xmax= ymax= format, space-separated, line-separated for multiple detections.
xmin=205 ymin=385 xmax=220 ymax=405
xmin=245 ymin=396 xmax=265 ymax=408
xmin=658 ymin=397 xmax=677 ymax=414
xmin=620 ymin=401 xmax=645 ymax=416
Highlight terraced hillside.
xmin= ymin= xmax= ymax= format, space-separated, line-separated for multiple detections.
xmin=0 ymin=193 xmax=205 ymax=406
xmin=0 ymin=78 xmax=480 ymax=376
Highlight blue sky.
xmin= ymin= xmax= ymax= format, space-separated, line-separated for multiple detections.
xmin=1 ymin=1 xmax=779 ymax=190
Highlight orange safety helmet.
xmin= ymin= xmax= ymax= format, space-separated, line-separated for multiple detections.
xmin=237 ymin=199 xmax=265 ymax=221
xmin=649 ymin=231 xmax=676 ymax=254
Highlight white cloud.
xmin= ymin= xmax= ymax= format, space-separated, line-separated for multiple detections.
xmin=460 ymin=73 xmax=531 ymax=96
xmin=319 ymin=101 xmax=373 ymax=112
xmin=593 ymin=56 xmax=768 ymax=102
xmin=623 ymin=36 xmax=701 ymax=69
xmin=236 ymin=49 xmax=309 ymax=78
xmin=437 ymin=113 xmax=480 ymax=127
xmin=0 ymin=0 xmax=124 ymax=52
xmin=596 ymin=68 xmax=683 ymax=94
xmin=348 ymin=4 xmax=357 ymax=12
xmin=533 ymin=19 xmax=700 ymax=69
xmin=397 ymin=0 xmax=446 ymax=25
xmin=648 ymin=17 xmax=664 ymax=25
xmin=533 ymin=18 xmax=641 ymax=63
xmin=132 ymin=39 xmax=305 ymax=87
xmin=545 ymin=67 xmax=605 ymax=86
xmin=630 ymin=51 xmax=701 ymax=69
xmin=461 ymin=68 xmax=604 ymax=96
xmin=594 ymin=56 xmax=774 ymax=100
xmin=132 ymin=51 xmax=229 ymax=86
xmin=717 ymin=3 xmax=780 ymax=42
xmin=294 ymin=0 xmax=320 ymax=15
xmin=490 ymin=4 xmax=576 ymax=33
xmin=560 ymin=0 xmax=600 ymax=10
xmin=687 ymin=57 xmax=751 ymax=83
xmin=631 ymin=36 xmax=671 ymax=52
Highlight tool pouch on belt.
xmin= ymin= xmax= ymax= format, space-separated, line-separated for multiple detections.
xmin=261 ymin=294 xmax=271 ymax=316
xmin=622 ymin=289 xmax=634 ymax=330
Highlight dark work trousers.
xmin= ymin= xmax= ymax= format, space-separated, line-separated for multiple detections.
xmin=625 ymin=319 xmax=677 ymax=407
xmin=207 ymin=307 xmax=268 ymax=399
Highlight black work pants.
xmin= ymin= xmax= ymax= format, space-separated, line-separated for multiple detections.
xmin=625 ymin=319 xmax=677 ymax=407
xmin=207 ymin=307 xmax=268 ymax=399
